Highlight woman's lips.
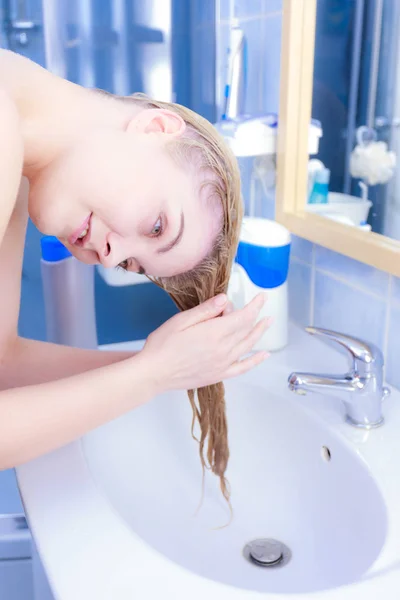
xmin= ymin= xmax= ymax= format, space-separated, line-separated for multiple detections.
xmin=68 ymin=214 xmax=92 ymax=246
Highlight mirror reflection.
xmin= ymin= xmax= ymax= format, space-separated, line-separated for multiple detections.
xmin=308 ymin=0 xmax=399 ymax=239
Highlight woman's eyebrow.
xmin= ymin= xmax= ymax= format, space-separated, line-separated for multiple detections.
xmin=157 ymin=212 xmax=185 ymax=254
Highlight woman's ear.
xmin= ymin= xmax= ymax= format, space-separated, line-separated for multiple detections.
xmin=127 ymin=108 xmax=186 ymax=137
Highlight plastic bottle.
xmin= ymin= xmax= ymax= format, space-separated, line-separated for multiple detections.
xmin=40 ymin=236 xmax=98 ymax=348
xmin=308 ymin=167 xmax=330 ymax=204
xmin=228 ymin=218 xmax=290 ymax=352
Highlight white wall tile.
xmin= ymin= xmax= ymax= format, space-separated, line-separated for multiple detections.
xmin=238 ymin=17 xmax=265 ymax=114
xmin=315 ymin=247 xmax=390 ymax=298
xmin=291 ymin=236 xmax=314 ymax=264
xmin=262 ymin=0 xmax=283 ymax=13
xmin=391 ymin=276 xmax=400 ymax=305
xmin=288 ymin=259 xmax=312 ymax=326
xmin=386 ymin=303 xmax=400 ymax=388
xmin=235 ymin=0 xmax=263 ymax=19
xmin=260 ymin=12 xmax=282 ymax=114
xmin=314 ymin=271 xmax=387 ymax=351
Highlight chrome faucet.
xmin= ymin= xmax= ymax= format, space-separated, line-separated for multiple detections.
xmin=288 ymin=327 xmax=390 ymax=429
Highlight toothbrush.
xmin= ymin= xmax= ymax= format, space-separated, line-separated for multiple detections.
xmin=222 ymin=26 xmax=246 ymax=120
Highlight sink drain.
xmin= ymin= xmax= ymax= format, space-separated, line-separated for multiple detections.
xmin=243 ymin=539 xmax=292 ymax=568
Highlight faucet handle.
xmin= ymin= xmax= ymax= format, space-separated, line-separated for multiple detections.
xmin=305 ymin=327 xmax=384 ymax=373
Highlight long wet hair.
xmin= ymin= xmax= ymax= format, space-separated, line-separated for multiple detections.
xmin=117 ymin=93 xmax=243 ymax=502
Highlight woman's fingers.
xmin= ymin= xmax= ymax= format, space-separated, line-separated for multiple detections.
xmin=222 ymin=293 xmax=267 ymax=336
xmin=234 ymin=316 xmax=272 ymax=359
xmin=222 ymin=300 xmax=235 ymax=316
xmin=169 ymin=293 xmax=229 ymax=330
xmin=224 ymin=350 xmax=270 ymax=379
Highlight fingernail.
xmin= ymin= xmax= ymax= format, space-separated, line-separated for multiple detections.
xmin=215 ymin=293 xmax=227 ymax=306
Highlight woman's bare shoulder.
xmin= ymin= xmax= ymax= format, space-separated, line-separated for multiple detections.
xmin=0 ymin=176 xmax=28 ymax=352
xmin=0 ymin=88 xmax=20 ymax=127
xmin=0 ymin=90 xmax=23 ymax=169
xmin=0 ymin=90 xmax=24 ymax=245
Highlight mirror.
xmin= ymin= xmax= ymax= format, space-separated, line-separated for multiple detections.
xmin=276 ymin=0 xmax=400 ymax=276
xmin=310 ymin=0 xmax=398 ymax=237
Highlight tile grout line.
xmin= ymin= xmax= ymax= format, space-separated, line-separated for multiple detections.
xmin=290 ymin=254 xmax=313 ymax=266
xmin=383 ymin=275 xmax=392 ymax=380
xmin=309 ymin=244 xmax=316 ymax=326
xmin=220 ymin=10 xmax=283 ymax=25
xmin=209 ymin=11 xmax=282 ymax=30
xmin=312 ymin=267 xmax=390 ymax=301
xmin=291 ymin=256 xmax=396 ymax=303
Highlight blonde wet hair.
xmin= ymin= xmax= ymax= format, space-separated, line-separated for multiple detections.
xmin=118 ymin=93 xmax=243 ymax=502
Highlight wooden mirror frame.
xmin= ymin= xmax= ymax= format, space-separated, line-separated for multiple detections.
xmin=275 ymin=0 xmax=400 ymax=276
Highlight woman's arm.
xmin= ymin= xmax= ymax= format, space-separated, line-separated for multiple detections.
xmin=0 ymin=293 xmax=268 ymax=470
xmin=0 ymin=351 xmax=156 ymax=470
xmin=0 ymin=337 xmax=136 ymax=390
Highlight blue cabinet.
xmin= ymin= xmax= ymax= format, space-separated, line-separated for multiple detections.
xmin=0 ymin=560 xmax=34 ymax=600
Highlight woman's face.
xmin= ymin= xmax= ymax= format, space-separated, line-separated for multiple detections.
xmin=28 ymin=110 xmax=220 ymax=277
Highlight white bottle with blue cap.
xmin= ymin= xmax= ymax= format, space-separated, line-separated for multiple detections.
xmin=228 ymin=217 xmax=291 ymax=352
xmin=40 ymin=236 xmax=98 ymax=349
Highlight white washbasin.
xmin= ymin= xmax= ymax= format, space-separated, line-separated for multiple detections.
xmin=83 ymin=380 xmax=386 ymax=595
xmin=17 ymin=326 xmax=400 ymax=600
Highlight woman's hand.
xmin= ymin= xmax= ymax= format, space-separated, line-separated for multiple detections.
xmin=0 ymin=293 xmax=269 ymax=468
xmin=141 ymin=293 xmax=270 ymax=393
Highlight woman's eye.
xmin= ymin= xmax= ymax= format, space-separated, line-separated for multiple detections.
xmin=117 ymin=259 xmax=129 ymax=270
xmin=150 ymin=217 xmax=163 ymax=237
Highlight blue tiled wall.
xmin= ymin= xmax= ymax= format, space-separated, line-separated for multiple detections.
xmin=289 ymin=239 xmax=399 ymax=386
xmin=190 ymin=5 xmax=217 ymax=123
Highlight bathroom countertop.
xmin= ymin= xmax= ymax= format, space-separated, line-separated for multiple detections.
xmin=16 ymin=323 xmax=400 ymax=600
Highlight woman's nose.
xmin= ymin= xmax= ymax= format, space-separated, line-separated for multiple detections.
xmin=100 ymin=239 xmax=112 ymax=267
xmin=98 ymin=233 xmax=121 ymax=268
xmin=100 ymin=233 xmax=141 ymax=272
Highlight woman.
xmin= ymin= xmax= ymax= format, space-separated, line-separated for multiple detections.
xmin=0 ymin=49 xmax=269 ymax=496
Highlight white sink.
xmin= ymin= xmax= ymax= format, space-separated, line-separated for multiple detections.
xmin=17 ymin=326 xmax=400 ymax=600
xmin=83 ymin=380 xmax=386 ymax=595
